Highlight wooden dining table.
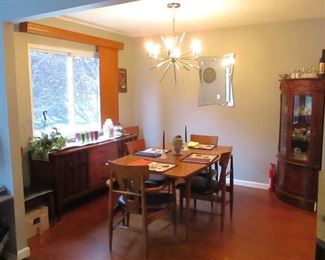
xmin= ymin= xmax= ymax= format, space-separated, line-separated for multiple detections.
xmin=112 ymin=144 xmax=233 ymax=242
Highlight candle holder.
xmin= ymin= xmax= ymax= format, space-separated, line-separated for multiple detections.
xmin=183 ymin=142 xmax=189 ymax=151
xmin=160 ymin=149 xmax=168 ymax=159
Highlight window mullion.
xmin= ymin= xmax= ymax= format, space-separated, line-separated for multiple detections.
xmin=67 ymin=55 xmax=75 ymax=132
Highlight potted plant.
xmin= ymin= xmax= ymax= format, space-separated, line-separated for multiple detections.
xmin=30 ymin=127 xmax=66 ymax=161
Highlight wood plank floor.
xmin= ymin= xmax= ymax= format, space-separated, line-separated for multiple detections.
xmin=28 ymin=186 xmax=316 ymax=260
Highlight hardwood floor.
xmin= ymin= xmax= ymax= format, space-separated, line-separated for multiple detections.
xmin=28 ymin=186 xmax=316 ymax=260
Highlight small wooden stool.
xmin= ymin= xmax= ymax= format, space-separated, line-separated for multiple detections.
xmin=24 ymin=187 xmax=55 ymax=225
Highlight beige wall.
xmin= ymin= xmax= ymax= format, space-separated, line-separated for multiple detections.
xmin=133 ymin=18 xmax=325 ymax=184
xmin=2 ymin=22 xmax=27 ymax=256
xmin=14 ymin=17 xmax=136 ymax=185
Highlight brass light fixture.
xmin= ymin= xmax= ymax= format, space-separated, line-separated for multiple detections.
xmin=145 ymin=2 xmax=202 ymax=84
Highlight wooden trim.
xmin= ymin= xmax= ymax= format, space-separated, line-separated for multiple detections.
xmin=99 ymin=46 xmax=119 ymax=124
xmin=19 ymin=22 xmax=124 ymax=50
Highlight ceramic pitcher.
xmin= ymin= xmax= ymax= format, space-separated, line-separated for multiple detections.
xmin=173 ymin=135 xmax=183 ymax=155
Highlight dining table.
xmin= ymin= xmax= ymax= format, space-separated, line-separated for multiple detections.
xmin=112 ymin=144 xmax=233 ymax=242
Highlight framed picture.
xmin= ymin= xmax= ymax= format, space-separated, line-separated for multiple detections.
xmin=118 ymin=68 xmax=127 ymax=93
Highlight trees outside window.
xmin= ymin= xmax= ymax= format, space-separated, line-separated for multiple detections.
xmin=29 ymin=48 xmax=100 ymax=137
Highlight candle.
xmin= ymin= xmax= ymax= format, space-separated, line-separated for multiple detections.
xmin=163 ymin=130 xmax=165 ymax=150
xmin=184 ymin=125 xmax=187 ymax=143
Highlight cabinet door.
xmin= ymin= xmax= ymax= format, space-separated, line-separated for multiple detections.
xmin=288 ymin=89 xmax=324 ymax=167
xmin=289 ymin=94 xmax=312 ymax=162
xmin=88 ymin=142 xmax=118 ymax=187
xmin=55 ymin=150 xmax=89 ymax=200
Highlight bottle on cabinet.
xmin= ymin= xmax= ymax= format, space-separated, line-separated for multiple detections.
xmin=319 ymin=49 xmax=325 ymax=77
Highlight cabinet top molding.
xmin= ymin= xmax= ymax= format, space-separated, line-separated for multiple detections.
xmin=19 ymin=22 xmax=124 ymax=50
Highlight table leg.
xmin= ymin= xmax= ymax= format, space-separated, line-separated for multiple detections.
xmin=185 ymin=177 xmax=191 ymax=242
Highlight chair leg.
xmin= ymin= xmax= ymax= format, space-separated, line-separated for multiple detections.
xmin=220 ymin=202 xmax=225 ymax=232
xmin=108 ymin=207 xmax=113 ymax=252
xmin=142 ymin=217 xmax=148 ymax=258
xmin=172 ymin=182 xmax=177 ymax=235
xmin=126 ymin=212 xmax=130 ymax=226
xmin=179 ymin=190 xmax=184 ymax=218
xmin=230 ymin=187 xmax=234 ymax=218
xmin=230 ymin=154 xmax=234 ymax=218
xmin=210 ymin=201 xmax=213 ymax=212
xmin=194 ymin=199 xmax=197 ymax=214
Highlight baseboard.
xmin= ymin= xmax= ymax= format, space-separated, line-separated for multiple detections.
xmin=18 ymin=246 xmax=30 ymax=260
xmin=227 ymin=178 xmax=269 ymax=190
xmin=6 ymin=246 xmax=30 ymax=260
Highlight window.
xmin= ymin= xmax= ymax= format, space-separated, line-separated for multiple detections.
xmin=29 ymin=46 xmax=100 ymax=137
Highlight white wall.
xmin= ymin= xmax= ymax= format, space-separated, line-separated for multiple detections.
xmin=133 ymin=18 xmax=325 ymax=184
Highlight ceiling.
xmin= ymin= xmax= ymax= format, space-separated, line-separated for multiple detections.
xmin=62 ymin=0 xmax=325 ymax=38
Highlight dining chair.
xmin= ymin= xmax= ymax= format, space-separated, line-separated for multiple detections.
xmin=187 ymin=134 xmax=219 ymax=210
xmin=179 ymin=152 xmax=232 ymax=231
xmin=107 ymin=161 xmax=177 ymax=257
xmin=190 ymin=134 xmax=219 ymax=176
xmin=126 ymin=139 xmax=170 ymax=187
xmin=123 ymin=125 xmax=140 ymax=136
xmin=190 ymin=134 xmax=219 ymax=146
xmin=126 ymin=138 xmax=145 ymax=154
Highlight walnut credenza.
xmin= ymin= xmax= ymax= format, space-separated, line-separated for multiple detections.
xmin=30 ymin=135 xmax=136 ymax=219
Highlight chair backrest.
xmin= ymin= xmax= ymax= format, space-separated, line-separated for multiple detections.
xmin=124 ymin=125 xmax=140 ymax=136
xmin=218 ymin=152 xmax=231 ymax=184
xmin=190 ymin=134 xmax=218 ymax=145
xmin=126 ymin=139 xmax=146 ymax=154
xmin=107 ymin=161 xmax=149 ymax=213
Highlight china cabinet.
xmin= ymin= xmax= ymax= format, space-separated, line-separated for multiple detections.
xmin=276 ymin=78 xmax=325 ymax=211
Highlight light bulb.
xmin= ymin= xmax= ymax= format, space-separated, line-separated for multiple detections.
xmin=191 ymin=39 xmax=201 ymax=58
xmin=145 ymin=41 xmax=160 ymax=59
xmin=164 ymin=37 xmax=175 ymax=50
xmin=171 ymin=47 xmax=181 ymax=58
xmin=145 ymin=41 xmax=154 ymax=53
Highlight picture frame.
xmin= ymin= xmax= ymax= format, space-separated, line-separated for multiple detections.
xmin=118 ymin=68 xmax=127 ymax=93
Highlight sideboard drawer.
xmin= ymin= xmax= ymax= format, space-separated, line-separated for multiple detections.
xmin=88 ymin=142 xmax=118 ymax=186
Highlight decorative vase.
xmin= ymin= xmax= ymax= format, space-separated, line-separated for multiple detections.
xmin=173 ymin=135 xmax=183 ymax=156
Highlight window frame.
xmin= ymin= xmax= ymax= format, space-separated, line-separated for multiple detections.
xmin=28 ymin=44 xmax=101 ymax=137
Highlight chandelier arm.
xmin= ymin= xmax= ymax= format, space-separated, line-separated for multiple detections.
xmin=150 ymin=58 xmax=171 ymax=70
xmin=180 ymin=57 xmax=199 ymax=60
xmin=175 ymin=59 xmax=190 ymax=71
xmin=161 ymin=36 xmax=168 ymax=50
xmin=179 ymin=50 xmax=194 ymax=58
xmin=177 ymin=32 xmax=186 ymax=47
xmin=177 ymin=59 xmax=199 ymax=70
xmin=160 ymin=61 xmax=173 ymax=82
xmin=173 ymin=62 xmax=177 ymax=84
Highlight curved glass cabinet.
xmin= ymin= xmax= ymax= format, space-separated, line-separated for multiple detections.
xmin=276 ymin=78 xmax=325 ymax=211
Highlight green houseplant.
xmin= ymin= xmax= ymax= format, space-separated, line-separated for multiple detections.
xmin=30 ymin=127 xmax=66 ymax=161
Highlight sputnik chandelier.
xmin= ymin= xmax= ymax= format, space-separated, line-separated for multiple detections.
xmin=145 ymin=2 xmax=202 ymax=84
